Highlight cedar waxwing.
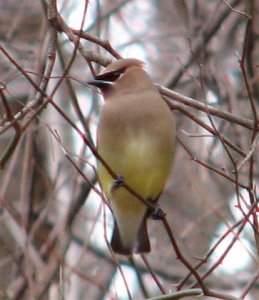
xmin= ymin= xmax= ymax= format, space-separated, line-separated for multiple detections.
xmin=89 ymin=58 xmax=175 ymax=255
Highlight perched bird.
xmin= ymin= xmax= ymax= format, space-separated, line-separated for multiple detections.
xmin=89 ymin=58 xmax=175 ymax=255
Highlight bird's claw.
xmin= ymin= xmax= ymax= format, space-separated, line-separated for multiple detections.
xmin=150 ymin=206 xmax=166 ymax=220
xmin=111 ymin=174 xmax=124 ymax=190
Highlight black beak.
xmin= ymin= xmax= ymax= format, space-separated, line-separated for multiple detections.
xmin=87 ymin=79 xmax=113 ymax=88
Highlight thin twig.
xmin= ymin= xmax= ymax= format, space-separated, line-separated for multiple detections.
xmin=158 ymin=85 xmax=256 ymax=130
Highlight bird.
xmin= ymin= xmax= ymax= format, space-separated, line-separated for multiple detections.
xmin=88 ymin=58 xmax=175 ymax=255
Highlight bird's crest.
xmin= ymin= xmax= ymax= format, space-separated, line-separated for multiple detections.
xmin=95 ymin=58 xmax=144 ymax=82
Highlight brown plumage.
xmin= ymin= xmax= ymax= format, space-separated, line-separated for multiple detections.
xmin=89 ymin=58 xmax=175 ymax=255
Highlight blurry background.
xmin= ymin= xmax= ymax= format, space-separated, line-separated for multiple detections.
xmin=0 ymin=0 xmax=258 ymax=299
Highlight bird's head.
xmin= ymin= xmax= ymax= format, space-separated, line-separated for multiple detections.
xmin=88 ymin=58 xmax=145 ymax=96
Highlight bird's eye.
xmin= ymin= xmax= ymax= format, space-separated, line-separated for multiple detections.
xmin=106 ymin=71 xmax=122 ymax=82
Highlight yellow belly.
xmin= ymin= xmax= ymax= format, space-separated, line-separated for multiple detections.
xmin=97 ymin=135 xmax=173 ymax=249
xmin=98 ymin=136 xmax=172 ymax=199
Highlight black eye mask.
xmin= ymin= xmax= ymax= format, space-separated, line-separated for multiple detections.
xmin=94 ymin=68 xmax=126 ymax=82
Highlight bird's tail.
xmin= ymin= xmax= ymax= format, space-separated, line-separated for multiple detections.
xmin=135 ymin=215 xmax=151 ymax=253
xmin=111 ymin=214 xmax=150 ymax=255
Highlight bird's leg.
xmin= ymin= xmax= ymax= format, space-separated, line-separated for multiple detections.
xmin=146 ymin=200 xmax=166 ymax=220
xmin=147 ymin=199 xmax=166 ymax=220
xmin=151 ymin=207 xmax=166 ymax=220
xmin=111 ymin=174 xmax=124 ymax=191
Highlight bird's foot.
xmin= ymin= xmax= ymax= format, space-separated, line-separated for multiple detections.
xmin=147 ymin=203 xmax=166 ymax=220
xmin=111 ymin=174 xmax=124 ymax=191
